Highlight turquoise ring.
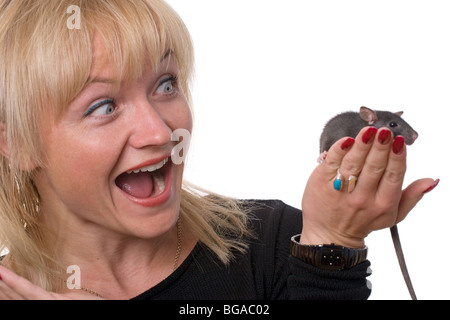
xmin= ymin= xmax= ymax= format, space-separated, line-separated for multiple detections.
xmin=333 ymin=169 xmax=344 ymax=191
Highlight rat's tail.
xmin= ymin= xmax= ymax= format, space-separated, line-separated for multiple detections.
xmin=390 ymin=225 xmax=417 ymax=300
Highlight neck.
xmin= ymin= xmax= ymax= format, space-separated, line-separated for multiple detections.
xmin=43 ymin=212 xmax=185 ymax=299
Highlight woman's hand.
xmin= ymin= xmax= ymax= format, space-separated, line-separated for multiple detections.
xmin=0 ymin=265 xmax=104 ymax=300
xmin=301 ymin=126 xmax=439 ymax=248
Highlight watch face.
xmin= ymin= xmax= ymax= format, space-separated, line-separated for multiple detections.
xmin=320 ymin=245 xmax=344 ymax=270
xmin=290 ymin=235 xmax=368 ymax=270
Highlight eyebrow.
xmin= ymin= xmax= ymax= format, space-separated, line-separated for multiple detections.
xmin=87 ymin=49 xmax=174 ymax=85
xmin=88 ymin=78 xmax=117 ymax=84
xmin=160 ymin=49 xmax=174 ymax=62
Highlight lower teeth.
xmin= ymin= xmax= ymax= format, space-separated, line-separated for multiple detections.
xmin=152 ymin=170 xmax=165 ymax=196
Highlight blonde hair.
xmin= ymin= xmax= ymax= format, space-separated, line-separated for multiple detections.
xmin=0 ymin=0 xmax=249 ymax=292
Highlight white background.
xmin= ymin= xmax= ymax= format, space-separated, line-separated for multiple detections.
xmin=167 ymin=0 xmax=449 ymax=300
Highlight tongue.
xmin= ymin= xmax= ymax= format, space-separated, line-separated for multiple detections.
xmin=116 ymin=172 xmax=154 ymax=198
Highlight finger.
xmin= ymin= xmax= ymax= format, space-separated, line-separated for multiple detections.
xmin=321 ymin=136 xmax=356 ymax=179
xmin=397 ymin=178 xmax=440 ymax=223
xmin=338 ymin=126 xmax=378 ymax=179
xmin=376 ymin=136 xmax=407 ymax=201
xmin=0 ymin=277 xmax=25 ymax=300
xmin=0 ymin=266 xmax=53 ymax=300
xmin=355 ymin=128 xmax=393 ymax=194
xmin=0 ymin=267 xmax=27 ymax=300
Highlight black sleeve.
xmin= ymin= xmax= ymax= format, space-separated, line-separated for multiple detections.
xmin=288 ymin=256 xmax=372 ymax=300
xmin=280 ymin=203 xmax=372 ymax=300
xmin=249 ymin=199 xmax=372 ymax=300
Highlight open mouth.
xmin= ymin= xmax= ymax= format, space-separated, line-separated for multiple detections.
xmin=115 ymin=157 xmax=170 ymax=200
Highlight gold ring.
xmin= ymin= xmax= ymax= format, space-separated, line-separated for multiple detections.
xmin=348 ymin=175 xmax=358 ymax=193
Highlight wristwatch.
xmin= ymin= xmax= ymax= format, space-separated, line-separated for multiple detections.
xmin=290 ymin=234 xmax=368 ymax=270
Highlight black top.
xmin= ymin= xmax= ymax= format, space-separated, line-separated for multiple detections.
xmin=131 ymin=199 xmax=371 ymax=300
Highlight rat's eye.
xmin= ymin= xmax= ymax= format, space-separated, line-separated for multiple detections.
xmin=389 ymin=121 xmax=398 ymax=128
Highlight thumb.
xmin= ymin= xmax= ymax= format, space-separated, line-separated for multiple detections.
xmin=397 ymin=178 xmax=440 ymax=223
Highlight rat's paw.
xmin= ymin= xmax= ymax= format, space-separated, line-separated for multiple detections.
xmin=317 ymin=151 xmax=328 ymax=163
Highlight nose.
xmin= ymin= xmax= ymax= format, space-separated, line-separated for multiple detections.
xmin=128 ymin=102 xmax=172 ymax=149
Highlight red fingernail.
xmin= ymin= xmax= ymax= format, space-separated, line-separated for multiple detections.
xmin=378 ymin=129 xmax=392 ymax=145
xmin=362 ymin=127 xmax=378 ymax=144
xmin=423 ymin=179 xmax=440 ymax=194
xmin=341 ymin=137 xmax=355 ymax=150
xmin=392 ymin=136 xmax=405 ymax=154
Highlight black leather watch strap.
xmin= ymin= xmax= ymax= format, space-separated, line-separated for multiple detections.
xmin=290 ymin=234 xmax=368 ymax=270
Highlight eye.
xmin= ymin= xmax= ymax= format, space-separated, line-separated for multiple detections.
xmin=155 ymin=75 xmax=178 ymax=96
xmin=389 ymin=121 xmax=398 ymax=128
xmin=83 ymin=99 xmax=116 ymax=118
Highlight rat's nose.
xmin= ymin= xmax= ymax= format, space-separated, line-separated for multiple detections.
xmin=407 ymin=132 xmax=419 ymax=145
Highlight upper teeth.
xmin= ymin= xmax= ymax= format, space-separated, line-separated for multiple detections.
xmin=127 ymin=158 xmax=168 ymax=174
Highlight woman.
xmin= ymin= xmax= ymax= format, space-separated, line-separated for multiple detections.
xmin=0 ymin=0 xmax=437 ymax=300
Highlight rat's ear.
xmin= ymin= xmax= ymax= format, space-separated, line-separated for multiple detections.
xmin=359 ymin=106 xmax=378 ymax=125
xmin=395 ymin=111 xmax=404 ymax=116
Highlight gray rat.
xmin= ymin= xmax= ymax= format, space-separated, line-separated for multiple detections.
xmin=318 ymin=106 xmax=418 ymax=300
xmin=319 ymin=106 xmax=418 ymax=154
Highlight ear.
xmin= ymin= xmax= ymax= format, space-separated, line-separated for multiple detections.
xmin=395 ymin=111 xmax=404 ymax=116
xmin=0 ymin=122 xmax=10 ymax=159
xmin=0 ymin=123 xmax=38 ymax=172
xmin=359 ymin=106 xmax=378 ymax=125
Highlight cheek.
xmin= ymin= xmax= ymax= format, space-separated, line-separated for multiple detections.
xmin=44 ymin=130 xmax=119 ymax=191
xmin=181 ymin=103 xmax=193 ymax=131
xmin=163 ymin=97 xmax=193 ymax=133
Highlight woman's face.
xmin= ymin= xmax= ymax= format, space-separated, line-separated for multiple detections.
xmin=34 ymin=39 xmax=193 ymax=239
